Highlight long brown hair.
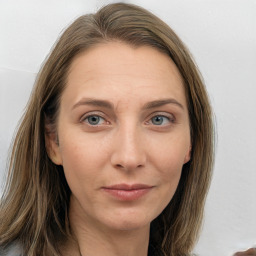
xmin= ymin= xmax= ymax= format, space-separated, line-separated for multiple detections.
xmin=0 ymin=3 xmax=214 ymax=256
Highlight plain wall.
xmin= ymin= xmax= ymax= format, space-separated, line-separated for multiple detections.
xmin=0 ymin=0 xmax=255 ymax=255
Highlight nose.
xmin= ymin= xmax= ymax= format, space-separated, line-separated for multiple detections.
xmin=110 ymin=125 xmax=146 ymax=171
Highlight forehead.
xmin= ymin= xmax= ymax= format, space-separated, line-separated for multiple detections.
xmin=64 ymin=42 xmax=186 ymax=108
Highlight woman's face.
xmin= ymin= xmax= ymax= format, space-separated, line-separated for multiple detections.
xmin=48 ymin=42 xmax=191 ymax=232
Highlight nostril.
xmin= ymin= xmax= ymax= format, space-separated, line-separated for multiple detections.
xmin=115 ymin=163 xmax=144 ymax=170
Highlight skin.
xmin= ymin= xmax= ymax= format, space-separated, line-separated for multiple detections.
xmin=46 ymin=42 xmax=191 ymax=256
xmin=234 ymin=248 xmax=256 ymax=256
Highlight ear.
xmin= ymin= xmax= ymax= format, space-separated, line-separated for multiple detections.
xmin=45 ymin=124 xmax=63 ymax=166
xmin=184 ymin=145 xmax=192 ymax=164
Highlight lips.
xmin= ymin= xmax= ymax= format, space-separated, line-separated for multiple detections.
xmin=102 ymin=183 xmax=153 ymax=201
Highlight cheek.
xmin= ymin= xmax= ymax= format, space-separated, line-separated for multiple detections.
xmin=149 ymin=135 xmax=189 ymax=196
xmin=155 ymin=155 xmax=184 ymax=213
xmin=151 ymin=134 xmax=190 ymax=172
xmin=150 ymin=155 xmax=184 ymax=218
xmin=59 ymin=128 xmax=106 ymax=165
xmin=159 ymin=155 xmax=183 ymax=193
xmin=58 ymin=134 xmax=107 ymax=190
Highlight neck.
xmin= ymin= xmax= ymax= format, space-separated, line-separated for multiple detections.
xmin=77 ymin=227 xmax=150 ymax=256
xmin=65 ymin=197 xmax=150 ymax=256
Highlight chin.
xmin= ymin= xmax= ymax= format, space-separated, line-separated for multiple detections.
xmin=107 ymin=219 xmax=150 ymax=232
xmin=100 ymin=209 xmax=156 ymax=232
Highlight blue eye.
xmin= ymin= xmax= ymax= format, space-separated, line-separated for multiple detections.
xmin=151 ymin=115 xmax=170 ymax=125
xmin=85 ymin=115 xmax=104 ymax=125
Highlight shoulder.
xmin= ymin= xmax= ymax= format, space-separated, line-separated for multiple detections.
xmin=0 ymin=242 xmax=23 ymax=256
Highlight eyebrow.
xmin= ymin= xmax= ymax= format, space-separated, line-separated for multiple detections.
xmin=142 ymin=99 xmax=184 ymax=110
xmin=72 ymin=98 xmax=184 ymax=110
xmin=72 ymin=98 xmax=114 ymax=110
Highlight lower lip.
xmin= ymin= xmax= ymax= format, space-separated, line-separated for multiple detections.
xmin=102 ymin=188 xmax=152 ymax=201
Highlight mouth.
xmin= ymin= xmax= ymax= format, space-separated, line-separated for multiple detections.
xmin=101 ymin=183 xmax=154 ymax=201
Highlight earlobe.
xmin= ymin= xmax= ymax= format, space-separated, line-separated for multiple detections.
xmin=45 ymin=131 xmax=63 ymax=166
xmin=184 ymin=145 xmax=192 ymax=164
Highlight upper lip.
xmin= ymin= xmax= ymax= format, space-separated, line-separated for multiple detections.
xmin=103 ymin=183 xmax=153 ymax=190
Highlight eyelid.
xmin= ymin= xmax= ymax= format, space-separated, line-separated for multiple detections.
xmin=79 ymin=111 xmax=175 ymax=128
xmin=146 ymin=112 xmax=176 ymax=126
xmin=80 ymin=111 xmax=110 ymax=125
xmin=148 ymin=112 xmax=175 ymax=121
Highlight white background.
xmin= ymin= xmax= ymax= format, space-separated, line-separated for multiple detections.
xmin=0 ymin=0 xmax=255 ymax=255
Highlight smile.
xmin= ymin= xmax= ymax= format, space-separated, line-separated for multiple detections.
xmin=102 ymin=184 xmax=154 ymax=201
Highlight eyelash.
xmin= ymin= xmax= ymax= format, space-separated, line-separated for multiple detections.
xmin=147 ymin=115 xmax=174 ymax=126
xmin=80 ymin=112 xmax=175 ymax=128
xmin=81 ymin=113 xmax=109 ymax=127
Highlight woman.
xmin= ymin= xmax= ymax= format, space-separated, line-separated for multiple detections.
xmin=0 ymin=2 xmax=235 ymax=256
